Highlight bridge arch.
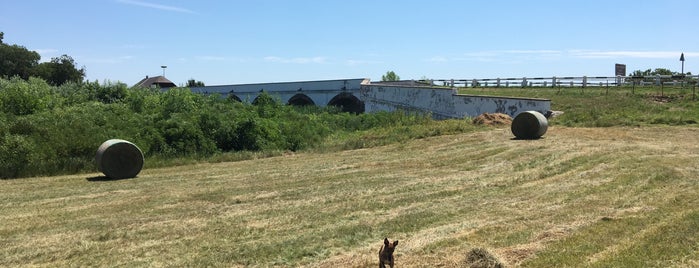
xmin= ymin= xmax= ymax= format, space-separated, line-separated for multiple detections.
xmin=227 ymin=92 xmax=242 ymax=102
xmin=287 ymin=93 xmax=315 ymax=106
xmin=328 ymin=93 xmax=364 ymax=113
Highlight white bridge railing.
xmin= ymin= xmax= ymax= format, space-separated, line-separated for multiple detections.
xmin=425 ymin=75 xmax=699 ymax=88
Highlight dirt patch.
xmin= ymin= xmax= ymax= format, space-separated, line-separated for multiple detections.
xmin=648 ymin=94 xmax=675 ymax=103
xmin=472 ymin=113 xmax=512 ymax=126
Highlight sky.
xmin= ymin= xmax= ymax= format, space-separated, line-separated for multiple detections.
xmin=1 ymin=0 xmax=698 ymax=86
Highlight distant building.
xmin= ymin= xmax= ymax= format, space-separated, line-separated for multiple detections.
xmin=133 ymin=75 xmax=176 ymax=88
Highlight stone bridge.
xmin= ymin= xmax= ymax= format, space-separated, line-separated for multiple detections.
xmin=188 ymin=78 xmax=551 ymax=119
xmin=189 ymin=78 xmax=368 ymax=113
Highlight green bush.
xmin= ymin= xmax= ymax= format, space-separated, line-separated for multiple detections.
xmin=0 ymin=77 xmax=457 ymax=179
xmin=0 ymin=77 xmax=54 ymax=115
xmin=0 ymin=134 xmax=36 ymax=178
xmin=160 ymin=113 xmax=218 ymax=156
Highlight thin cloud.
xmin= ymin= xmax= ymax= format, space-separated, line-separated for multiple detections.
xmin=426 ymin=56 xmax=449 ymax=63
xmin=569 ymin=50 xmax=696 ymax=59
xmin=428 ymin=49 xmax=699 ymax=63
xmin=345 ymin=59 xmax=382 ymax=66
xmin=116 ymin=0 xmax=196 ymax=14
xmin=503 ymin=50 xmax=562 ymax=55
xmin=34 ymin=48 xmax=58 ymax=54
xmin=82 ymin=55 xmax=134 ymax=64
xmin=34 ymin=48 xmax=59 ymax=62
xmin=264 ymin=56 xmax=327 ymax=64
xmin=196 ymin=56 xmax=227 ymax=61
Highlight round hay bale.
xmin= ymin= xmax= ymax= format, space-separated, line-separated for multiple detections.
xmin=511 ymin=111 xmax=548 ymax=139
xmin=95 ymin=139 xmax=144 ymax=179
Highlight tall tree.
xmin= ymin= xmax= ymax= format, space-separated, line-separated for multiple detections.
xmin=0 ymin=32 xmax=41 ymax=80
xmin=381 ymin=71 xmax=400 ymax=82
xmin=34 ymin=54 xmax=86 ymax=86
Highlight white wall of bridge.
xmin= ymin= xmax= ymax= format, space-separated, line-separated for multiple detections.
xmin=360 ymin=85 xmax=551 ymax=119
xmin=189 ymin=78 xmax=368 ymax=106
xmin=185 ymin=78 xmax=551 ymax=119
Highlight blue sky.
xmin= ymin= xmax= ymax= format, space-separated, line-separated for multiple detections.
xmin=2 ymin=0 xmax=697 ymax=86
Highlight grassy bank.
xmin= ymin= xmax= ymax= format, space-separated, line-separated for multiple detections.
xmin=1 ymin=126 xmax=698 ymax=267
xmin=459 ymin=85 xmax=699 ymax=127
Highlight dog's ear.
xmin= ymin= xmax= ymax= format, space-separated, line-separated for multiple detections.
xmin=393 ymin=240 xmax=398 ymax=246
xmin=384 ymin=238 xmax=389 ymax=246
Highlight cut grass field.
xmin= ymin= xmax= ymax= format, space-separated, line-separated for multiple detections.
xmin=2 ymin=125 xmax=698 ymax=267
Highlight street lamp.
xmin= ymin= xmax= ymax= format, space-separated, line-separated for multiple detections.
xmin=161 ymin=65 xmax=167 ymax=77
xmin=680 ymin=53 xmax=686 ymax=89
xmin=680 ymin=53 xmax=685 ymax=74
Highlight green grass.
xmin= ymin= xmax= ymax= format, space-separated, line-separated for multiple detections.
xmin=3 ymin=83 xmax=699 ymax=266
xmin=2 ymin=126 xmax=699 ymax=267
xmin=458 ymin=85 xmax=699 ymax=127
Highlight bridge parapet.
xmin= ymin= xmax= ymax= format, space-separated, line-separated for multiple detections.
xmin=361 ymin=84 xmax=550 ymax=119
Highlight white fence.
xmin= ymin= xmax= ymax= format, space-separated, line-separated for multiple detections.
xmin=424 ymin=75 xmax=699 ymax=88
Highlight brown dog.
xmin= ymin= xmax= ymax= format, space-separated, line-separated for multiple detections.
xmin=378 ymin=238 xmax=398 ymax=268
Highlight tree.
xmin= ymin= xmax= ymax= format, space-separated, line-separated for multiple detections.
xmin=34 ymin=54 xmax=86 ymax=86
xmin=381 ymin=71 xmax=400 ymax=82
xmin=186 ymin=78 xmax=205 ymax=87
xmin=0 ymin=32 xmax=41 ymax=80
xmin=629 ymin=68 xmax=691 ymax=83
xmin=629 ymin=68 xmax=677 ymax=77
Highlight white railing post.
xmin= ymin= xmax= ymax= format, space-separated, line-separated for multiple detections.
xmin=583 ymin=76 xmax=588 ymax=88
xmin=552 ymin=76 xmax=557 ymax=88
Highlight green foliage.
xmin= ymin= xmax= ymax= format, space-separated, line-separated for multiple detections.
xmin=0 ymin=134 xmax=36 ymax=178
xmin=628 ymin=68 xmax=691 ymax=83
xmin=0 ymin=39 xmax=40 ymax=80
xmin=381 ymin=71 xmax=400 ymax=82
xmin=459 ymin=85 xmax=699 ymax=127
xmin=186 ymin=78 xmax=205 ymax=87
xmin=0 ymin=77 xmax=54 ymax=115
xmin=0 ymin=77 xmax=463 ymax=179
xmin=33 ymin=54 xmax=86 ymax=86
xmin=629 ymin=68 xmax=675 ymax=77
xmin=0 ymin=34 xmax=84 ymax=85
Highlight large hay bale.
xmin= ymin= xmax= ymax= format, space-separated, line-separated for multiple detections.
xmin=511 ymin=111 xmax=548 ymax=139
xmin=95 ymin=139 xmax=144 ymax=179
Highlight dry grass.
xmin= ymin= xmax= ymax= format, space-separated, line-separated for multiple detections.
xmin=1 ymin=126 xmax=699 ymax=267
xmin=472 ymin=113 xmax=512 ymax=126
